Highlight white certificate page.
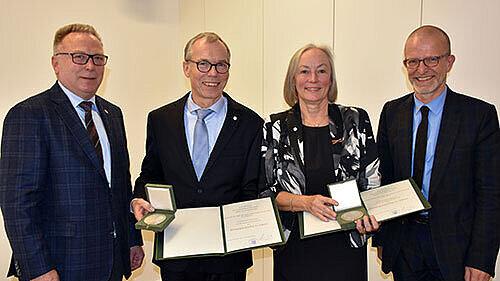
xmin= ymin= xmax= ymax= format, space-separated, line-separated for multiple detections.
xmin=303 ymin=210 xmax=341 ymax=237
xmin=162 ymin=207 xmax=224 ymax=259
xmin=360 ymin=180 xmax=425 ymax=221
xmin=223 ymin=198 xmax=283 ymax=253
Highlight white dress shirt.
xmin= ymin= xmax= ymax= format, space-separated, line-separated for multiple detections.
xmin=58 ymin=81 xmax=112 ymax=187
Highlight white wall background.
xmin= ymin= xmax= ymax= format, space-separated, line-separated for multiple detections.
xmin=1 ymin=0 xmax=499 ymax=280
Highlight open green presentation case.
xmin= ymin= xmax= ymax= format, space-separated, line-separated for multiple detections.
xmin=299 ymin=179 xmax=431 ymax=239
xmin=153 ymin=197 xmax=286 ymax=260
xmin=135 ymin=184 xmax=177 ymax=232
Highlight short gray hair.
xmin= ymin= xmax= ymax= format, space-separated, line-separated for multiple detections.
xmin=184 ymin=32 xmax=231 ymax=62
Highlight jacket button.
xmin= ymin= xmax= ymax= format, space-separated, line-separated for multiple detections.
xmin=14 ymin=260 xmax=21 ymax=276
xmin=197 ymin=189 xmax=203 ymax=193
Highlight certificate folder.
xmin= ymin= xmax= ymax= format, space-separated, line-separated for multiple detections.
xmin=154 ymin=197 xmax=286 ymax=260
xmin=135 ymin=184 xmax=177 ymax=232
xmin=299 ymin=179 xmax=431 ymax=239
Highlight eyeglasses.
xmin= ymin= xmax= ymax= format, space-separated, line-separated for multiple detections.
xmin=403 ymin=54 xmax=449 ymax=69
xmin=55 ymin=52 xmax=109 ymax=66
xmin=187 ymin=60 xmax=230 ymax=74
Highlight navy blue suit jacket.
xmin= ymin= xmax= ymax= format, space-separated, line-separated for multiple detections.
xmin=373 ymin=88 xmax=500 ymax=280
xmin=0 ymin=83 xmax=142 ymax=281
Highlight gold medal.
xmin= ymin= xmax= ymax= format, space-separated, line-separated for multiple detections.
xmin=340 ymin=210 xmax=364 ymax=222
xmin=144 ymin=213 xmax=167 ymax=226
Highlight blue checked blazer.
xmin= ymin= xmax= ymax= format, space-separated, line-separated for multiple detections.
xmin=0 ymin=83 xmax=142 ymax=281
xmin=373 ymin=88 xmax=500 ymax=280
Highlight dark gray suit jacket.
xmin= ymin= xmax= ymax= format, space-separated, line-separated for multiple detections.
xmin=373 ymin=88 xmax=500 ymax=280
xmin=0 ymin=83 xmax=142 ymax=281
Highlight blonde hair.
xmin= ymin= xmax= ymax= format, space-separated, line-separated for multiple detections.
xmin=283 ymin=44 xmax=337 ymax=107
xmin=53 ymin=23 xmax=102 ymax=53
xmin=184 ymin=32 xmax=231 ymax=63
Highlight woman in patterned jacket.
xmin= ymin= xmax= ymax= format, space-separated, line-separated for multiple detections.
xmin=259 ymin=44 xmax=381 ymax=281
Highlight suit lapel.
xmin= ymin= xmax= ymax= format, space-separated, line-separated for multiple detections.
xmin=396 ymin=95 xmax=414 ymax=179
xmin=428 ymin=90 xmax=461 ymax=200
xmin=203 ymin=95 xmax=240 ymax=177
xmin=171 ymin=95 xmax=198 ymax=180
xmin=96 ymin=97 xmax=114 ymax=182
xmin=50 ymin=83 xmax=107 ymax=180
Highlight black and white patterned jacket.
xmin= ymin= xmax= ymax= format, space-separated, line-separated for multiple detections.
xmin=259 ymin=103 xmax=380 ymax=248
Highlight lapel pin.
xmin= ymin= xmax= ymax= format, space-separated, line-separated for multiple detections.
xmin=293 ymin=127 xmax=298 ymax=132
xmin=233 ymin=116 xmax=237 ymax=121
xmin=104 ymin=109 xmax=109 ymax=114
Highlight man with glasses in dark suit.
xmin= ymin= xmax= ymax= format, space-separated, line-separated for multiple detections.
xmin=132 ymin=32 xmax=263 ymax=281
xmin=373 ymin=25 xmax=499 ymax=281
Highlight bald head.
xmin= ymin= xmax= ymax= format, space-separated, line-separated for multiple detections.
xmin=403 ymin=25 xmax=455 ymax=103
xmin=405 ymin=25 xmax=451 ymax=56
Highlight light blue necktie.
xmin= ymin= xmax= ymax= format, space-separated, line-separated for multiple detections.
xmin=192 ymin=108 xmax=213 ymax=180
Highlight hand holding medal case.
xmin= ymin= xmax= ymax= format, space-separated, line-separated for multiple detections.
xmin=298 ymin=180 xmax=366 ymax=239
xmin=328 ymin=180 xmax=368 ymax=227
xmin=299 ymin=179 xmax=431 ymax=238
xmin=135 ymin=184 xmax=177 ymax=232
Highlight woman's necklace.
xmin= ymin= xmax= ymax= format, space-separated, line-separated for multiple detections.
xmin=302 ymin=116 xmax=329 ymax=127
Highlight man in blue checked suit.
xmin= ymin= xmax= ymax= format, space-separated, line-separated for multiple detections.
xmin=0 ymin=23 xmax=144 ymax=281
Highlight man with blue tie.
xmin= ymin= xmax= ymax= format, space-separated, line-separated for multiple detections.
xmin=373 ymin=25 xmax=499 ymax=281
xmin=0 ymin=23 xmax=144 ymax=281
xmin=131 ymin=32 xmax=263 ymax=281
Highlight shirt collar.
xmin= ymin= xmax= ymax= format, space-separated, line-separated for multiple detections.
xmin=58 ymin=81 xmax=97 ymax=110
xmin=186 ymin=92 xmax=227 ymax=114
xmin=413 ymin=87 xmax=447 ymax=116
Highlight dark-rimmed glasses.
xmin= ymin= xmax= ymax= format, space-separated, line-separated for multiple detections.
xmin=187 ymin=60 xmax=230 ymax=74
xmin=55 ymin=52 xmax=109 ymax=66
xmin=403 ymin=54 xmax=449 ymax=69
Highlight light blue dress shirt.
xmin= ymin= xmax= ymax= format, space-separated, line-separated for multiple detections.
xmin=58 ymin=81 xmax=112 ymax=187
xmin=411 ymin=88 xmax=447 ymax=200
xmin=184 ymin=92 xmax=228 ymax=158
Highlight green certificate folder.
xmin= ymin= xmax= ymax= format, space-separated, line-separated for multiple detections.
xmin=153 ymin=197 xmax=285 ymax=260
xmin=135 ymin=184 xmax=177 ymax=232
xmin=299 ymin=179 xmax=431 ymax=239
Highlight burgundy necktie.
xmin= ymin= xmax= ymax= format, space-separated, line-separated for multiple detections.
xmin=79 ymin=101 xmax=103 ymax=165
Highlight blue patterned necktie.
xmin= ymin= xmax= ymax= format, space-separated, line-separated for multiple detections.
xmin=192 ymin=108 xmax=213 ymax=180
